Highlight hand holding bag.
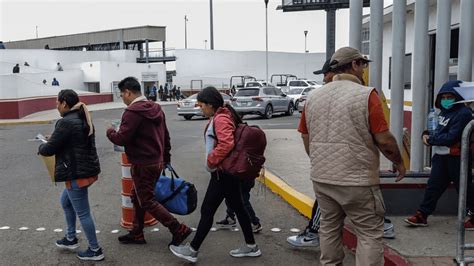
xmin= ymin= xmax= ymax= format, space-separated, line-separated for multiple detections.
xmin=154 ymin=165 xmax=197 ymax=215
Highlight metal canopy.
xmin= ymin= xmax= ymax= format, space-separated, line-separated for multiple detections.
xmin=277 ymin=0 xmax=370 ymax=12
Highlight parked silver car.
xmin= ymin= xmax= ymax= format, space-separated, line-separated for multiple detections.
xmin=177 ymin=93 xmax=231 ymax=120
xmin=230 ymin=87 xmax=294 ymax=119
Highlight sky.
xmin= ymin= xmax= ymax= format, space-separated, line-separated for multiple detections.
xmin=0 ymin=0 xmax=393 ymax=53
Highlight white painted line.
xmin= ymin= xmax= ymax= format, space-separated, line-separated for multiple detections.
xmin=0 ymin=226 xmax=10 ymax=230
xmin=53 ymin=228 xmax=63 ymax=232
xmin=36 ymin=227 xmax=46 ymax=232
xmin=151 ymin=228 xmax=160 ymax=232
xmin=232 ymin=228 xmax=240 ymax=232
xmin=111 ymin=230 xmax=119 ymax=234
xmin=96 ymin=230 xmax=100 ymax=234
xmin=76 ymin=230 xmax=82 ymax=234
xmin=290 ymin=228 xmax=300 ymax=233
xmin=210 ymin=227 xmax=217 ymax=232
xmin=271 ymin=228 xmax=281 ymax=232
xmin=191 ymin=227 xmax=197 ymax=232
xmin=19 ymin=227 xmax=29 ymax=231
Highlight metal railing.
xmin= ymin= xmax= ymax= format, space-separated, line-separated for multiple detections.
xmin=457 ymin=120 xmax=474 ymax=265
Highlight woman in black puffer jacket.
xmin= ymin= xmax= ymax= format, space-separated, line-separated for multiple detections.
xmin=38 ymin=89 xmax=104 ymax=261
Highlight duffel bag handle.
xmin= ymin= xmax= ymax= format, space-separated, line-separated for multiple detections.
xmin=161 ymin=164 xmax=182 ymax=190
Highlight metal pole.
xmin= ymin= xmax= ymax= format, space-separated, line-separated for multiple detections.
xmin=434 ymin=0 xmax=452 ymax=97
xmin=457 ymin=121 xmax=474 ymax=264
xmin=389 ymin=0 xmax=406 ymax=149
xmin=349 ymin=0 xmax=363 ymax=50
xmin=369 ymin=0 xmax=383 ymax=93
xmin=410 ymin=0 xmax=429 ymax=172
xmin=209 ymin=0 xmax=214 ymax=50
xmin=35 ymin=26 xmax=38 ymax=38
xmin=184 ymin=15 xmax=188 ymax=49
xmin=326 ymin=8 xmax=336 ymax=60
xmin=304 ymin=30 xmax=308 ymax=79
xmin=457 ymin=0 xmax=473 ymax=81
xmin=145 ymin=39 xmax=149 ymax=64
xmin=265 ymin=0 xmax=269 ymax=83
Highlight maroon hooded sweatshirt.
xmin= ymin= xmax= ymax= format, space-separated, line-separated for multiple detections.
xmin=107 ymin=100 xmax=171 ymax=165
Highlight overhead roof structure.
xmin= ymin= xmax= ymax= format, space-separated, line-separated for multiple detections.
xmin=4 ymin=25 xmax=166 ymax=50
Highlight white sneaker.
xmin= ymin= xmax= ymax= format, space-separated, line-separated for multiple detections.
xmin=229 ymin=245 xmax=261 ymax=258
xmin=169 ymin=243 xmax=198 ymax=263
xmin=383 ymin=219 xmax=395 ymax=239
xmin=286 ymin=229 xmax=320 ymax=247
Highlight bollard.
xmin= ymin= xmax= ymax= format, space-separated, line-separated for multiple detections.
xmin=120 ymin=152 xmax=158 ymax=229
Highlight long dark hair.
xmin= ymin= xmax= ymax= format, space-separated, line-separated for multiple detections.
xmin=197 ymin=86 xmax=242 ymax=125
xmin=57 ymin=89 xmax=92 ymax=136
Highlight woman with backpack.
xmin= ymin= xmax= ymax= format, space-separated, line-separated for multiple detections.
xmin=169 ymin=86 xmax=261 ymax=263
xmin=38 ymin=89 xmax=104 ymax=261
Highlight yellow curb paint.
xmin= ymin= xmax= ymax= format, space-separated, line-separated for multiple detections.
xmin=0 ymin=120 xmax=53 ymax=126
xmin=257 ymin=170 xmax=314 ymax=219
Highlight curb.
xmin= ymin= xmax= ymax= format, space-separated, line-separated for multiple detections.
xmin=0 ymin=120 xmax=53 ymax=126
xmin=258 ymin=169 xmax=410 ymax=266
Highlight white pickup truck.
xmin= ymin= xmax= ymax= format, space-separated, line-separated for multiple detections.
xmin=284 ymin=80 xmax=321 ymax=107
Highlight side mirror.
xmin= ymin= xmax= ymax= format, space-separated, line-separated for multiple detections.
xmin=281 ymin=93 xmax=287 ymax=97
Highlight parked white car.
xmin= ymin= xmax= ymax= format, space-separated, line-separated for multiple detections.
xmin=286 ymin=80 xmax=321 ymax=107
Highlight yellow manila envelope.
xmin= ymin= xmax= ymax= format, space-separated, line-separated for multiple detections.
xmin=39 ymin=155 xmax=55 ymax=182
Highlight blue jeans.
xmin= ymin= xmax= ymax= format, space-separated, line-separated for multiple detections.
xmin=60 ymin=184 xmax=99 ymax=250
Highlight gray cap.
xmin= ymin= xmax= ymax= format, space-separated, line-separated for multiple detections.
xmin=329 ymin=47 xmax=370 ymax=69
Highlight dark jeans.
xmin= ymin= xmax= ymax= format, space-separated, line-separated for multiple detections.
xmin=420 ymin=154 xmax=474 ymax=216
xmin=191 ymin=171 xmax=255 ymax=250
xmin=130 ymin=163 xmax=181 ymax=234
xmin=225 ymin=180 xmax=260 ymax=225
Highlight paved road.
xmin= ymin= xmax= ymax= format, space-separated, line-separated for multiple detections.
xmin=0 ymin=106 xmax=354 ymax=265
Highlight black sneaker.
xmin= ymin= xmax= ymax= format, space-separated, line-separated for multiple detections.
xmin=170 ymin=224 xmax=192 ymax=246
xmin=55 ymin=237 xmax=79 ymax=250
xmin=118 ymin=231 xmax=146 ymax=244
xmin=77 ymin=247 xmax=105 ymax=261
xmin=252 ymin=223 xmax=263 ymax=233
xmin=216 ymin=216 xmax=237 ymax=229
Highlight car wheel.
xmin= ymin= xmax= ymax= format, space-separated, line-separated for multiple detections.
xmin=294 ymin=100 xmax=299 ymax=110
xmin=184 ymin=115 xmax=193 ymax=120
xmin=263 ymin=105 xmax=273 ymax=119
xmin=285 ymin=102 xmax=294 ymax=116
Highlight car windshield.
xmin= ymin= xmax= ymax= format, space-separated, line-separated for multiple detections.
xmin=307 ymin=81 xmax=317 ymax=85
xmin=221 ymin=93 xmax=230 ymax=100
xmin=184 ymin=94 xmax=197 ymax=100
xmin=289 ymin=88 xmax=304 ymax=94
xmin=235 ymin=89 xmax=259 ymax=97
xmin=245 ymin=82 xmax=261 ymax=87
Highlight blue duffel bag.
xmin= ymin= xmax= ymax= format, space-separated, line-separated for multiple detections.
xmin=155 ymin=165 xmax=197 ymax=215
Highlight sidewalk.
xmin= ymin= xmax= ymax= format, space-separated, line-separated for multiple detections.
xmin=0 ymin=100 xmax=177 ymax=126
xmin=261 ymin=129 xmax=470 ymax=265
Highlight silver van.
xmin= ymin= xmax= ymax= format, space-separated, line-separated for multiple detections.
xmin=230 ymin=87 xmax=294 ymax=119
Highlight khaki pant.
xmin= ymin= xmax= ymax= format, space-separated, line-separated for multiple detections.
xmin=313 ymin=182 xmax=385 ymax=266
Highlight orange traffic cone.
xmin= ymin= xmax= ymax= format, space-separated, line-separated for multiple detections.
xmin=120 ymin=152 xmax=158 ymax=229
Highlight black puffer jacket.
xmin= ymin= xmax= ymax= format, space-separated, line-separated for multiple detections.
xmin=38 ymin=109 xmax=100 ymax=182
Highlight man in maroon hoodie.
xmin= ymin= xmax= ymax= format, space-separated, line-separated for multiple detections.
xmin=106 ymin=77 xmax=191 ymax=246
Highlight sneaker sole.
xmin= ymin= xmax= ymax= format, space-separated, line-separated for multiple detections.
xmin=55 ymin=243 xmax=79 ymax=250
xmin=404 ymin=219 xmax=428 ymax=227
xmin=252 ymin=227 xmax=263 ymax=234
xmin=76 ymin=254 xmax=105 ymax=261
xmin=229 ymin=250 xmax=262 ymax=258
xmin=217 ymin=224 xmax=237 ymax=230
xmin=286 ymin=238 xmax=320 ymax=247
xmin=383 ymin=232 xmax=396 ymax=239
xmin=169 ymin=246 xmax=197 ymax=263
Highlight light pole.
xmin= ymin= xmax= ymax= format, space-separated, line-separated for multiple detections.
xmin=184 ymin=15 xmax=188 ymax=49
xmin=204 ymin=40 xmax=208 ymax=49
xmin=35 ymin=25 xmax=38 ymax=38
xmin=264 ymin=0 xmax=269 ymax=83
xmin=304 ymin=30 xmax=308 ymax=78
xmin=209 ymin=0 xmax=214 ymax=50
